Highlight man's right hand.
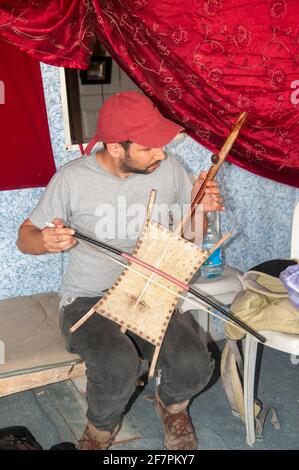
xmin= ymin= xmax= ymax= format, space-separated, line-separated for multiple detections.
xmin=17 ymin=218 xmax=77 ymax=255
xmin=41 ymin=218 xmax=76 ymax=253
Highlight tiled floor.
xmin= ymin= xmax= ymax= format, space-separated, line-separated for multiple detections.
xmin=0 ymin=342 xmax=299 ymax=450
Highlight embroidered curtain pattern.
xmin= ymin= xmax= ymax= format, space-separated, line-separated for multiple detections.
xmin=0 ymin=0 xmax=298 ymax=187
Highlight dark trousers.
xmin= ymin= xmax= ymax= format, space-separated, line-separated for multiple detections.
xmin=61 ymin=296 xmax=214 ymax=432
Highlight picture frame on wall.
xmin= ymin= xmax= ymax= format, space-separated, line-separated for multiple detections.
xmin=80 ymin=56 xmax=112 ymax=85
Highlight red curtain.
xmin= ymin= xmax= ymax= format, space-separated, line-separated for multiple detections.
xmin=0 ymin=1 xmax=299 ymax=188
xmin=0 ymin=1 xmax=95 ymax=69
xmin=0 ymin=40 xmax=55 ymax=190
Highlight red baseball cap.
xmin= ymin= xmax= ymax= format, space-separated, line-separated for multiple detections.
xmin=84 ymin=91 xmax=183 ymax=155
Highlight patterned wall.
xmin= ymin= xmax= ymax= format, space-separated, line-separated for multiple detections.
xmin=0 ymin=64 xmax=298 ymax=300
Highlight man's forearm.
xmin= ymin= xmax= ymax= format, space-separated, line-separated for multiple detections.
xmin=17 ymin=225 xmax=48 ymax=255
xmin=191 ymin=210 xmax=208 ymax=240
xmin=183 ymin=209 xmax=208 ymax=243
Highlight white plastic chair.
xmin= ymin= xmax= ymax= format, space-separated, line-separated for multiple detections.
xmin=243 ymin=200 xmax=299 ymax=446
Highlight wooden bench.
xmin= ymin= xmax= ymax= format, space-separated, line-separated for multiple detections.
xmin=0 ymin=293 xmax=85 ymax=398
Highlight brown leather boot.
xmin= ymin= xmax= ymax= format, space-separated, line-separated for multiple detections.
xmin=77 ymin=421 xmax=120 ymax=450
xmin=155 ymin=393 xmax=197 ymax=450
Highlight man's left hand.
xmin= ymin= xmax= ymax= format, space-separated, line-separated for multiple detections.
xmin=191 ymin=172 xmax=224 ymax=213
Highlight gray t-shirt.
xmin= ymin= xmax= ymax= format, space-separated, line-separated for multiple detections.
xmin=29 ymin=152 xmax=193 ymax=303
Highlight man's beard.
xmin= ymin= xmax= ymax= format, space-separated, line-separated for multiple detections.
xmin=120 ymin=151 xmax=159 ymax=175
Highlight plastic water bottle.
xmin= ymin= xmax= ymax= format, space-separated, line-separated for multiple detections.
xmin=200 ymin=211 xmax=224 ymax=279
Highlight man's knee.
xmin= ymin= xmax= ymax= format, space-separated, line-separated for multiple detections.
xmin=172 ymin=343 xmax=214 ymax=393
xmin=192 ymin=347 xmax=215 ymax=391
xmin=86 ymin=338 xmax=140 ymax=393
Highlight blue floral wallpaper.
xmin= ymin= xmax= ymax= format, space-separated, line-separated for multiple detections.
xmin=0 ymin=64 xmax=298 ymax=300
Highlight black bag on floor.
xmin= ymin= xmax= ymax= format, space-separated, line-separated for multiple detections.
xmin=0 ymin=426 xmax=77 ymax=450
xmin=0 ymin=426 xmax=43 ymax=450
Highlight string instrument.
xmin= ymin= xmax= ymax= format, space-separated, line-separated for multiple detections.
xmin=178 ymin=112 xmax=248 ymax=236
xmin=70 ymin=111 xmax=257 ymax=378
